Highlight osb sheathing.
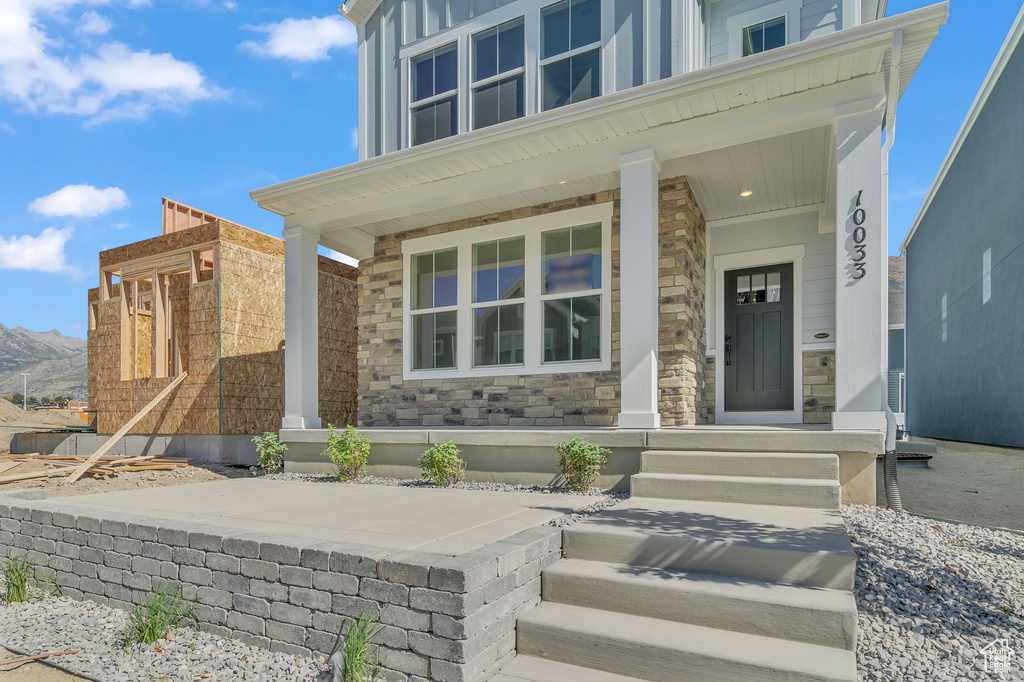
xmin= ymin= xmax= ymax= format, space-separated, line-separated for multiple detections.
xmin=90 ymin=226 xmax=358 ymax=438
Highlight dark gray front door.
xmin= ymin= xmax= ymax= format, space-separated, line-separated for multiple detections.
xmin=724 ymin=264 xmax=794 ymax=412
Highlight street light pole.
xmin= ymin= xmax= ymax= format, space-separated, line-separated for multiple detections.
xmin=21 ymin=373 xmax=30 ymax=411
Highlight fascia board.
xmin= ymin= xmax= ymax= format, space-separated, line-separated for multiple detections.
xmin=251 ymin=2 xmax=948 ymax=212
xmin=901 ymin=3 xmax=1024 ymax=252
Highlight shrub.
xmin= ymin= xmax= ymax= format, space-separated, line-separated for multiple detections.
xmin=252 ymin=431 xmax=288 ymax=474
xmin=119 ymin=583 xmax=199 ymax=648
xmin=417 ymin=441 xmax=466 ymax=487
xmin=324 ymin=424 xmax=371 ymax=481
xmin=556 ymin=437 xmax=610 ymax=492
xmin=331 ymin=604 xmax=385 ymax=682
xmin=2 ymin=553 xmax=40 ymax=604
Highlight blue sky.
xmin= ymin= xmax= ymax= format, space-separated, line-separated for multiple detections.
xmin=0 ymin=0 xmax=1020 ymax=340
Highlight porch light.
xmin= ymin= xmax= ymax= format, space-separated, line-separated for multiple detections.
xmin=739 ymin=189 xmax=754 ymax=198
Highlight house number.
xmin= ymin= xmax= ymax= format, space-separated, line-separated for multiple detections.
xmin=850 ymin=190 xmax=867 ymax=280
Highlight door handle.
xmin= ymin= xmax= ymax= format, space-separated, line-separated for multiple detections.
xmin=725 ymin=334 xmax=731 ymax=367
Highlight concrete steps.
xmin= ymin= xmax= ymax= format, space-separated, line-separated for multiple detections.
xmin=493 ymin=656 xmax=645 ymax=681
xmin=517 ymin=602 xmax=857 ymax=682
xmin=502 ymin=448 xmax=858 ymax=682
xmin=542 ymin=559 xmax=857 ymax=650
xmin=561 ymin=497 xmax=856 ymax=590
xmin=641 ymin=450 xmax=839 ymax=479
xmin=630 ymin=472 xmax=841 ymax=508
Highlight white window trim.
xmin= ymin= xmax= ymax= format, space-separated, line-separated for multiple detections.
xmin=401 ymin=203 xmax=613 ymax=380
xmin=713 ymin=245 xmax=804 ymax=425
xmin=726 ymin=0 xmax=802 ymax=62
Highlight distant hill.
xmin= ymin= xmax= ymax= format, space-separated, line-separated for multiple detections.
xmin=0 ymin=324 xmax=88 ymax=401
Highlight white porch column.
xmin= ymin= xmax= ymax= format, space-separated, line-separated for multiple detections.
xmin=832 ymin=105 xmax=887 ymax=431
xmin=283 ymin=225 xmax=321 ymax=429
xmin=617 ymin=149 xmax=662 ymax=429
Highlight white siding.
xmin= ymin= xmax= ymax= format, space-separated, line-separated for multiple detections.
xmin=706 ymin=211 xmax=836 ymax=350
xmin=706 ymin=0 xmax=843 ymax=66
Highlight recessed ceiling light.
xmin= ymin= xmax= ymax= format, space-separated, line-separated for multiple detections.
xmin=739 ymin=189 xmax=754 ymax=198
xmin=558 ymin=180 xmax=568 ymax=184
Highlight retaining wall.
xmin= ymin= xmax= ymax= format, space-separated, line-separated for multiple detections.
xmin=0 ymin=495 xmax=561 ymax=682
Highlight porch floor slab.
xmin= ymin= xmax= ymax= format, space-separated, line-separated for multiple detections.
xmin=50 ymin=478 xmax=593 ymax=555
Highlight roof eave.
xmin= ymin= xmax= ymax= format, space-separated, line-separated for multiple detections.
xmin=901 ymin=3 xmax=1024 ymax=252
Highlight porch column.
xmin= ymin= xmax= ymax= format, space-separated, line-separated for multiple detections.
xmin=617 ymin=149 xmax=662 ymax=429
xmin=282 ymin=225 xmax=321 ymax=429
xmin=832 ymin=105 xmax=886 ymax=430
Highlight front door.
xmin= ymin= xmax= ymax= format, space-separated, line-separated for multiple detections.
xmin=724 ymin=264 xmax=794 ymax=412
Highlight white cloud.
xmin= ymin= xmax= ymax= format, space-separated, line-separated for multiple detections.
xmin=891 ymin=187 xmax=929 ymax=202
xmin=29 ymin=184 xmax=130 ymax=218
xmin=0 ymin=122 xmax=13 ymax=134
xmin=241 ymin=16 xmax=356 ymax=62
xmin=78 ymin=10 xmax=111 ymax=36
xmin=350 ymin=126 xmax=358 ymax=150
xmin=0 ymin=0 xmax=221 ymax=123
xmin=0 ymin=227 xmax=73 ymax=273
xmin=113 ymin=221 xmax=129 ymax=229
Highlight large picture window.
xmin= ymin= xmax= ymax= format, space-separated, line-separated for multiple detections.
xmin=403 ymin=205 xmax=612 ymax=378
xmin=411 ymin=43 xmax=458 ymax=146
xmin=472 ymin=18 xmax=525 ymax=130
xmin=541 ymin=0 xmax=601 ymax=111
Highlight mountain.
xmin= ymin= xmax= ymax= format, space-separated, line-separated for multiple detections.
xmin=0 ymin=324 xmax=88 ymax=401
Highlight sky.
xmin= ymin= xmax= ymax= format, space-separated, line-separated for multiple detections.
xmin=0 ymin=0 xmax=1021 ymax=340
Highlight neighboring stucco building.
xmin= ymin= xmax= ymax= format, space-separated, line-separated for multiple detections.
xmin=901 ymin=6 xmax=1024 ymax=448
xmin=888 ymin=254 xmax=904 ymax=422
xmin=83 ymin=199 xmax=358 ymax=463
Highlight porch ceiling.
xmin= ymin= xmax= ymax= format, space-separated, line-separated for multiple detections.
xmin=251 ymin=4 xmax=946 ymax=255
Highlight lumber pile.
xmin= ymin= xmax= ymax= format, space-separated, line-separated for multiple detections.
xmin=0 ymin=453 xmax=194 ymax=485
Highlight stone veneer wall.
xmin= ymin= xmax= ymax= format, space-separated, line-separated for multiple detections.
xmin=657 ymin=179 xmax=707 ymax=426
xmin=802 ymin=350 xmax=836 ymax=424
xmin=0 ymin=494 xmax=562 ymax=682
xmin=357 ymin=193 xmax=623 ymax=427
xmin=699 ymin=357 xmax=715 ymax=424
xmin=357 ymin=178 xmax=708 ymax=428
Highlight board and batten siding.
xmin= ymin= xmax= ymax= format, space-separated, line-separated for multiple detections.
xmin=706 ymin=210 xmax=836 ymax=352
xmin=706 ymin=0 xmax=844 ymax=66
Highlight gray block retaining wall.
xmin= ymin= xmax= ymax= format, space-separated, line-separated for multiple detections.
xmin=0 ymin=495 xmax=561 ymax=682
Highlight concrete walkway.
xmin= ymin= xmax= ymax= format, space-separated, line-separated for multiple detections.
xmin=876 ymin=438 xmax=1024 ymax=532
xmin=55 ymin=478 xmax=592 ymax=555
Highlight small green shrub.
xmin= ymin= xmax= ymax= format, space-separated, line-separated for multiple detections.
xmin=119 ymin=583 xmax=199 ymax=648
xmin=556 ymin=437 xmax=610 ymax=492
xmin=332 ymin=604 xmax=385 ymax=682
xmin=324 ymin=424 xmax=371 ymax=481
xmin=2 ymin=553 xmax=38 ymax=604
xmin=417 ymin=441 xmax=466 ymax=487
xmin=252 ymin=431 xmax=288 ymax=474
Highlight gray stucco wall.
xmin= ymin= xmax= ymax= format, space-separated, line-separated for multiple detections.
xmin=905 ymin=37 xmax=1024 ymax=448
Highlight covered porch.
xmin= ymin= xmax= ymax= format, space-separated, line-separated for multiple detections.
xmin=250 ymin=9 xmax=944 ymax=446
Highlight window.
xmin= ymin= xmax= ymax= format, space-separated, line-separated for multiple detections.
xmin=742 ymin=16 xmax=786 ymax=56
xmin=541 ymin=0 xmax=601 ymax=111
xmin=735 ymin=271 xmax=781 ymax=305
xmin=473 ymin=237 xmax=525 ymax=366
xmin=411 ymin=43 xmax=458 ymax=146
xmin=410 ymin=249 xmax=458 ymax=369
xmin=472 ymin=18 xmax=525 ymax=130
xmin=403 ymin=204 xmax=612 ymax=378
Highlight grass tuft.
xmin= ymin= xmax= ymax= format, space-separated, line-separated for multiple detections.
xmin=332 ymin=604 xmax=385 ymax=682
xmin=118 ymin=583 xmax=199 ymax=648
xmin=1 ymin=552 xmax=58 ymax=604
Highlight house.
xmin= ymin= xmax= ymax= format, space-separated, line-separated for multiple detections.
xmin=888 ymin=254 xmax=904 ymax=423
xmin=901 ymin=5 xmax=1024 ymax=449
xmin=250 ymin=0 xmax=948 ymax=500
xmin=77 ymin=198 xmax=359 ymax=463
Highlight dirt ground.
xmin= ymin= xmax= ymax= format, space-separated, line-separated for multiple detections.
xmin=0 ymin=401 xmax=85 ymax=456
xmin=0 ymin=461 xmax=250 ymax=498
xmin=0 ymin=647 xmax=84 ymax=680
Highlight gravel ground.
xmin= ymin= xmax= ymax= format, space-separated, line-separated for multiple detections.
xmin=844 ymin=505 xmax=1023 ymax=681
xmin=0 ymin=596 xmax=331 ymax=681
xmin=263 ymin=472 xmax=629 ymax=526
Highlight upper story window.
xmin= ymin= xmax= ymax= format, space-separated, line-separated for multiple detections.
xmin=541 ymin=0 xmax=602 ymax=111
xmin=411 ymin=43 xmax=458 ymax=146
xmin=742 ymin=16 xmax=786 ymax=56
xmin=472 ymin=18 xmax=526 ymax=130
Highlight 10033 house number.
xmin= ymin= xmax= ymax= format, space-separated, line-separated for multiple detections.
xmin=850 ymin=190 xmax=868 ymax=280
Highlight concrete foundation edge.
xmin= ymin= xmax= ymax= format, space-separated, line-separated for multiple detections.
xmin=10 ymin=433 xmax=259 ymax=466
